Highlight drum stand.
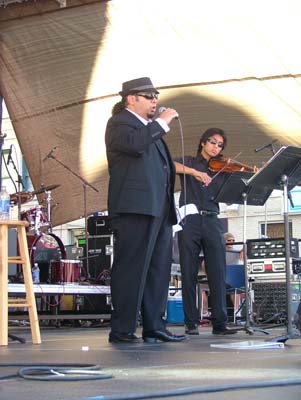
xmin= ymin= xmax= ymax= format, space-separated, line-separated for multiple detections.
xmin=44 ymin=153 xmax=98 ymax=277
xmin=44 ymin=189 xmax=53 ymax=233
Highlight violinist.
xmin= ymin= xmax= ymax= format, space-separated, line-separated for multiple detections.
xmin=174 ymin=127 xmax=238 ymax=336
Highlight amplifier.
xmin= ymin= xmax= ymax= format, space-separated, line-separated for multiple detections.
xmin=77 ymin=235 xmax=113 ymax=283
xmin=87 ymin=215 xmax=113 ymax=236
xmin=248 ymin=257 xmax=301 ymax=280
xmin=247 ymin=237 xmax=299 ymax=259
xmin=248 ymin=257 xmax=288 ymax=279
xmin=251 ymin=280 xmax=301 ymax=323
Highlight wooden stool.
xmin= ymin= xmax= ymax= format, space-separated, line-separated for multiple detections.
xmin=0 ymin=220 xmax=41 ymax=346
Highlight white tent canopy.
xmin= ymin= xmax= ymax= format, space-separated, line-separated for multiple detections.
xmin=1 ymin=0 xmax=301 ymax=225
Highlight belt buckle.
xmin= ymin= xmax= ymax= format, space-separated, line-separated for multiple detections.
xmin=200 ymin=210 xmax=208 ymax=216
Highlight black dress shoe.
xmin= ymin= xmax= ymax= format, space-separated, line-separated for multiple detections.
xmin=185 ymin=325 xmax=199 ymax=335
xmin=109 ymin=331 xmax=142 ymax=343
xmin=143 ymin=329 xmax=186 ymax=343
xmin=212 ymin=326 xmax=238 ymax=335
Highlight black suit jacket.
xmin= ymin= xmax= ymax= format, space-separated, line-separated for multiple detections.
xmin=105 ymin=109 xmax=177 ymax=224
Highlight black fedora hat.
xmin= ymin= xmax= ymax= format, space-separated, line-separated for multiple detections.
xmin=119 ymin=77 xmax=159 ymax=97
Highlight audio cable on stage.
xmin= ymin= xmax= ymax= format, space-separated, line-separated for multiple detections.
xmin=158 ymin=105 xmax=188 ymax=226
xmin=0 ymin=363 xmax=113 ymax=381
xmin=81 ymin=378 xmax=301 ymax=400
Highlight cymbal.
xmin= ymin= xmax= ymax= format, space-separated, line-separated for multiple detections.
xmin=32 ymin=184 xmax=60 ymax=195
xmin=10 ymin=192 xmax=34 ymax=205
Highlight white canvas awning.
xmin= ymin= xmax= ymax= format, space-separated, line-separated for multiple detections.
xmin=1 ymin=0 xmax=301 ymax=226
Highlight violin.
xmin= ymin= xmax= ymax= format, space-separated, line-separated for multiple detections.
xmin=209 ymin=157 xmax=256 ymax=174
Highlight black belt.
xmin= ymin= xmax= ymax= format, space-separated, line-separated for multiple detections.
xmin=199 ymin=210 xmax=218 ymax=217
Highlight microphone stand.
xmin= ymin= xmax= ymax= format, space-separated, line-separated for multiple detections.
xmin=45 ymin=154 xmax=99 ymax=278
xmin=8 ymin=155 xmax=25 ymax=220
xmin=260 ymin=143 xmax=295 ymax=211
xmin=263 ymin=144 xmax=276 ymax=237
xmin=0 ymin=132 xmax=6 ymax=189
xmin=0 ymin=132 xmax=25 ymax=343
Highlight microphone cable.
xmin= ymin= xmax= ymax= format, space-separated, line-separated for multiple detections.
xmin=2 ymin=144 xmax=18 ymax=194
xmin=176 ymin=115 xmax=188 ymax=226
xmin=158 ymin=106 xmax=187 ymax=227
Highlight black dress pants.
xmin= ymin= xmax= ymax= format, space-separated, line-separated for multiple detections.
xmin=109 ymin=207 xmax=173 ymax=334
xmin=178 ymin=214 xmax=228 ymax=330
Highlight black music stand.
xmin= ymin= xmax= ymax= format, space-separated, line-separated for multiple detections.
xmin=215 ymin=170 xmax=273 ymax=335
xmin=246 ymin=146 xmax=301 ymax=342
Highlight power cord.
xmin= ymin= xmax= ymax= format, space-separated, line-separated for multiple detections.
xmin=0 ymin=363 xmax=113 ymax=381
xmin=80 ymin=378 xmax=301 ymax=399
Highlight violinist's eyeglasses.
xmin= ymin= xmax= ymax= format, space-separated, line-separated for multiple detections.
xmin=207 ymin=138 xmax=224 ymax=149
xmin=136 ymin=93 xmax=159 ymax=100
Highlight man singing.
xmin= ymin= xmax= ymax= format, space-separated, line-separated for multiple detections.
xmin=105 ymin=77 xmax=185 ymax=344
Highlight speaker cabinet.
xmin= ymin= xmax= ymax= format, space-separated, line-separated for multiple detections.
xmin=77 ymin=235 xmax=113 ymax=283
xmin=81 ymin=294 xmax=112 ymax=315
xmin=251 ymin=280 xmax=301 ymax=323
xmin=87 ymin=215 xmax=113 ymax=236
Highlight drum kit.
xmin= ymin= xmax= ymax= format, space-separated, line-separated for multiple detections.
xmin=12 ymin=184 xmax=83 ymax=285
xmin=10 ymin=183 xmax=60 ymax=235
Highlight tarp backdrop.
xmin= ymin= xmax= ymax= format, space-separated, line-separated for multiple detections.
xmin=1 ymin=0 xmax=301 ymax=226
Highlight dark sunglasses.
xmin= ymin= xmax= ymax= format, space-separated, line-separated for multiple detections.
xmin=135 ymin=93 xmax=159 ymax=100
xmin=207 ymin=137 xmax=224 ymax=149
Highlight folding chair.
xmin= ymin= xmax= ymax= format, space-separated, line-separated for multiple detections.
xmin=226 ymin=264 xmax=245 ymax=323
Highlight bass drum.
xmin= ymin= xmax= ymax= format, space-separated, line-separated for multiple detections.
xmin=29 ymin=233 xmax=66 ymax=283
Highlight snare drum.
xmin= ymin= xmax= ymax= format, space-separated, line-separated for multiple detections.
xmin=51 ymin=259 xmax=81 ymax=285
xmin=21 ymin=206 xmax=49 ymax=233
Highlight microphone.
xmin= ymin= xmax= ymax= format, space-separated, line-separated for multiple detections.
xmin=43 ymin=146 xmax=57 ymax=162
xmin=7 ymin=144 xmax=13 ymax=165
xmin=254 ymin=139 xmax=278 ymax=153
xmin=158 ymin=106 xmax=179 ymax=119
